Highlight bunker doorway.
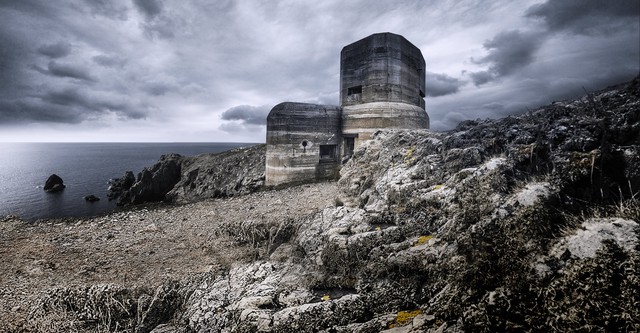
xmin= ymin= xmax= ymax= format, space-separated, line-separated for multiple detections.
xmin=343 ymin=135 xmax=356 ymax=162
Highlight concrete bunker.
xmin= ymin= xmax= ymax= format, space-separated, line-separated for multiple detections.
xmin=265 ymin=32 xmax=429 ymax=187
xmin=265 ymin=102 xmax=341 ymax=186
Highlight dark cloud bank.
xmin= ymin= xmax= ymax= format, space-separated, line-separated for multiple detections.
xmin=0 ymin=0 xmax=638 ymax=139
xmin=220 ymin=105 xmax=270 ymax=126
xmin=468 ymin=0 xmax=639 ymax=87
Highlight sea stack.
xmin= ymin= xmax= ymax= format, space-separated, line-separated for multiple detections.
xmin=44 ymin=174 xmax=65 ymax=193
xmin=84 ymin=195 xmax=100 ymax=202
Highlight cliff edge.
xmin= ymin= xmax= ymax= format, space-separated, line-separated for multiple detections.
xmin=177 ymin=77 xmax=640 ymax=332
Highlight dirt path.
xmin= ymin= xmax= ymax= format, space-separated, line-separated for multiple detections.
xmin=0 ymin=182 xmax=338 ymax=327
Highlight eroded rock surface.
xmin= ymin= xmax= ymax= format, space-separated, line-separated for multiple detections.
xmin=177 ymin=77 xmax=640 ymax=332
xmin=6 ymin=77 xmax=640 ymax=332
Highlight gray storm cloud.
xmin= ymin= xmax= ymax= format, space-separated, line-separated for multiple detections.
xmin=426 ymin=72 xmax=465 ymax=97
xmin=132 ymin=0 xmax=163 ymax=18
xmin=526 ymin=0 xmax=640 ymax=35
xmin=45 ymin=61 xmax=95 ymax=82
xmin=0 ymin=0 xmax=637 ymax=141
xmin=469 ymin=30 xmax=544 ymax=86
xmin=221 ymin=105 xmax=271 ymax=126
xmin=37 ymin=42 xmax=72 ymax=59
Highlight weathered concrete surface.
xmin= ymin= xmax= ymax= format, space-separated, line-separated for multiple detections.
xmin=264 ymin=32 xmax=429 ymax=189
xmin=340 ymin=32 xmax=426 ymax=109
xmin=342 ymin=102 xmax=429 ymax=145
xmin=266 ymin=102 xmax=342 ymax=186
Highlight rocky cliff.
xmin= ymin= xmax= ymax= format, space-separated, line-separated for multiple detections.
xmin=176 ymin=77 xmax=639 ymax=332
xmin=22 ymin=77 xmax=640 ymax=332
xmin=110 ymin=144 xmax=266 ymax=205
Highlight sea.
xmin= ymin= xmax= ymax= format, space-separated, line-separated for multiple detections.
xmin=0 ymin=142 xmax=255 ymax=221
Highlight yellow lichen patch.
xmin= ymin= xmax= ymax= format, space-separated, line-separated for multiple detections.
xmin=415 ymin=235 xmax=433 ymax=245
xmin=389 ymin=309 xmax=424 ymax=328
xmin=404 ymin=146 xmax=417 ymax=165
xmin=321 ymin=295 xmax=330 ymax=301
xmin=433 ymin=184 xmax=443 ymax=190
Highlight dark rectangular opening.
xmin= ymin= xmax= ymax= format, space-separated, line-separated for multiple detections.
xmin=343 ymin=137 xmax=355 ymax=157
xmin=319 ymin=144 xmax=337 ymax=162
xmin=347 ymin=85 xmax=362 ymax=96
xmin=419 ymin=89 xmax=425 ymax=98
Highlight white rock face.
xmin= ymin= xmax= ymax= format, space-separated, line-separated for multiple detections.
xmin=552 ymin=218 xmax=639 ymax=259
xmin=514 ymin=182 xmax=551 ymax=207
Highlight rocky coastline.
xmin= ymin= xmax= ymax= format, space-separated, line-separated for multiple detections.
xmin=1 ymin=77 xmax=639 ymax=332
xmin=107 ymin=144 xmax=266 ymax=206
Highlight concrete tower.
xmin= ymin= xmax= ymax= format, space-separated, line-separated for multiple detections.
xmin=340 ymin=32 xmax=429 ymax=150
xmin=264 ymin=33 xmax=429 ymax=187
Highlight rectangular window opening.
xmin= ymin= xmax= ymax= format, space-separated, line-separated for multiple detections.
xmin=319 ymin=144 xmax=337 ymax=162
xmin=419 ymin=89 xmax=425 ymax=98
xmin=347 ymin=85 xmax=362 ymax=96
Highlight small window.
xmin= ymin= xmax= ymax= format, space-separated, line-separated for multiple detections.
xmin=419 ymin=89 xmax=425 ymax=98
xmin=319 ymin=145 xmax=337 ymax=162
xmin=347 ymin=85 xmax=362 ymax=96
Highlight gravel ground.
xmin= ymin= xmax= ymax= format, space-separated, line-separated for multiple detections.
xmin=0 ymin=181 xmax=338 ymax=328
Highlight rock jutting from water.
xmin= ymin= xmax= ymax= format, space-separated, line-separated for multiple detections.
xmin=43 ymin=174 xmax=65 ymax=193
xmin=83 ymin=195 xmax=100 ymax=202
xmin=107 ymin=171 xmax=136 ymax=201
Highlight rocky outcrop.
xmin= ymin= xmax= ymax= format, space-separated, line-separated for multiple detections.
xmin=120 ymin=153 xmax=183 ymax=205
xmin=166 ymin=143 xmax=266 ymax=203
xmin=107 ymin=171 xmax=135 ymax=200
xmin=111 ymin=145 xmax=266 ymax=206
xmin=175 ymin=77 xmax=640 ymax=332
xmin=83 ymin=195 xmax=100 ymax=202
xmin=43 ymin=174 xmax=65 ymax=193
xmin=26 ymin=77 xmax=640 ymax=332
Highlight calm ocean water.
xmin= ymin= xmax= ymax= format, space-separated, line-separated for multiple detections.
xmin=0 ymin=142 xmax=255 ymax=221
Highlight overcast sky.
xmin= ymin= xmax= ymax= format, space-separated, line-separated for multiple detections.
xmin=0 ymin=0 xmax=638 ymax=142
